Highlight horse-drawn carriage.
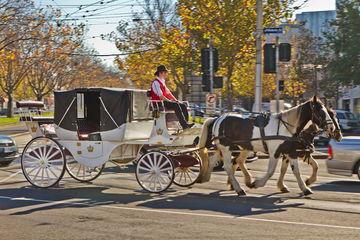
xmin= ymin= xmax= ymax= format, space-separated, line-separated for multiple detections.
xmin=18 ymin=88 xmax=202 ymax=193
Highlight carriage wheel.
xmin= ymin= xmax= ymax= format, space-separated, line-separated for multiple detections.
xmin=65 ymin=154 xmax=105 ymax=183
xmin=21 ymin=137 xmax=65 ymax=188
xmin=136 ymin=151 xmax=174 ymax=193
xmin=173 ymin=152 xmax=202 ymax=187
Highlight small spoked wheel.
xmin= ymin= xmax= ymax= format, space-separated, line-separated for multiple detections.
xmin=21 ymin=137 xmax=65 ymax=188
xmin=65 ymin=154 xmax=105 ymax=182
xmin=173 ymin=152 xmax=202 ymax=187
xmin=136 ymin=151 xmax=174 ymax=193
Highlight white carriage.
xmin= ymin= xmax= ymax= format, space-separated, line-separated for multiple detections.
xmin=19 ymin=88 xmax=202 ymax=193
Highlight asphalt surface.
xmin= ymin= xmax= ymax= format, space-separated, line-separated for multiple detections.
xmin=0 ymin=124 xmax=359 ymax=240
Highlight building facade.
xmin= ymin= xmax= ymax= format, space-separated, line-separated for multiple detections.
xmin=295 ymin=10 xmax=336 ymax=41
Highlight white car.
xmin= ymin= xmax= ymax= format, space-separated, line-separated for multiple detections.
xmin=335 ymin=110 xmax=360 ymax=131
xmin=327 ymin=136 xmax=360 ymax=180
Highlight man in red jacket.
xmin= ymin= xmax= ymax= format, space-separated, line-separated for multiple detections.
xmin=150 ymin=65 xmax=194 ymax=129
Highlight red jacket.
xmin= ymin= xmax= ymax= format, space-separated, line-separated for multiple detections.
xmin=150 ymin=78 xmax=176 ymax=101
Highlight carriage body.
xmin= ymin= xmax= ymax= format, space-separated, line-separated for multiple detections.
xmin=19 ymin=87 xmax=202 ymax=192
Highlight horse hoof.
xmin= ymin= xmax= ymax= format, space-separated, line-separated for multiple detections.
xmin=305 ymin=179 xmax=311 ymax=186
xmin=248 ymin=182 xmax=256 ymax=189
xmin=237 ymin=190 xmax=247 ymax=196
xmin=303 ymin=189 xmax=313 ymax=196
xmin=280 ymin=187 xmax=290 ymax=193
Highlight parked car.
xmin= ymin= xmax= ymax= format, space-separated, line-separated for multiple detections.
xmin=327 ymin=136 xmax=360 ymax=180
xmin=0 ymin=135 xmax=19 ymax=167
xmin=189 ymin=103 xmax=205 ymax=117
xmin=335 ymin=110 xmax=360 ymax=131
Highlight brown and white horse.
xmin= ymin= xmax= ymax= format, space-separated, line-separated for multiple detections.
xmin=198 ymin=96 xmax=336 ymax=196
xmin=276 ymin=107 xmax=342 ymax=193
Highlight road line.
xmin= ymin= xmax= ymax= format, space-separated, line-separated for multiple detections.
xmin=0 ymin=195 xmax=359 ymax=231
xmin=0 ymin=170 xmax=23 ymax=183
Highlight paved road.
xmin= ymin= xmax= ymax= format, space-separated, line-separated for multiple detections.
xmin=0 ymin=129 xmax=359 ymax=239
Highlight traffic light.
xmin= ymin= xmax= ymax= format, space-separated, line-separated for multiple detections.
xmin=201 ymin=48 xmax=219 ymax=72
xmin=279 ymin=43 xmax=291 ymax=62
xmin=202 ymin=73 xmax=210 ymax=92
xmin=214 ymin=76 xmax=223 ymax=88
xmin=279 ymin=80 xmax=285 ymax=91
xmin=264 ymin=43 xmax=276 ymax=73
xmin=202 ymin=74 xmax=223 ymax=91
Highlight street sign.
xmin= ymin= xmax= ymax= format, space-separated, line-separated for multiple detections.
xmin=206 ymin=93 xmax=217 ymax=115
xmin=263 ymin=27 xmax=283 ymax=34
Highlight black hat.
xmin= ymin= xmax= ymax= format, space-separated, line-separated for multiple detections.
xmin=154 ymin=65 xmax=169 ymax=76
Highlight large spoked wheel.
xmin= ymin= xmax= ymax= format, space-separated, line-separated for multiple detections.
xmin=136 ymin=151 xmax=174 ymax=193
xmin=65 ymin=154 xmax=105 ymax=183
xmin=173 ymin=152 xmax=202 ymax=187
xmin=21 ymin=137 xmax=66 ymax=188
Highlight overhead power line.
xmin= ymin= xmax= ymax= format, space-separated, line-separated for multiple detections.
xmin=60 ymin=47 xmax=160 ymax=57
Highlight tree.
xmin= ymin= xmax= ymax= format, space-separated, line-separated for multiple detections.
xmin=0 ymin=46 xmax=33 ymax=117
xmin=320 ymin=1 xmax=360 ymax=106
xmin=26 ymin=20 xmax=84 ymax=100
xmin=179 ymin=0 xmax=303 ymax=109
xmin=0 ymin=0 xmax=46 ymax=51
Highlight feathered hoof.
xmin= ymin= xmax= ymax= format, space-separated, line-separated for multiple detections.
xmin=303 ymin=189 xmax=314 ymax=196
xmin=248 ymin=181 xmax=256 ymax=189
xmin=237 ymin=190 xmax=247 ymax=196
xmin=280 ymin=187 xmax=290 ymax=193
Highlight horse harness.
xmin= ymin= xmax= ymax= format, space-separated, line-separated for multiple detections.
xmin=213 ymin=109 xmax=321 ymax=156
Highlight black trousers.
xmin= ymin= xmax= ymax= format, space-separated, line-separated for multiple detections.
xmin=163 ymin=101 xmax=189 ymax=128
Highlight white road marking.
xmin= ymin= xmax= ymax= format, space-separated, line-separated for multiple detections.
xmin=0 ymin=195 xmax=359 ymax=231
xmin=0 ymin=170 xmax=23 ymax=183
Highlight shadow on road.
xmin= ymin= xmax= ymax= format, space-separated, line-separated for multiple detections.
xmin=0 ymin=186 xmax=303 ymax=218
xmin=0 ymin=186 xmax=152 ymax=215
xmin=312 ymin=181 xmax=360 ymax=194
xmin=138 ymin=191 xmax=303 ymax=217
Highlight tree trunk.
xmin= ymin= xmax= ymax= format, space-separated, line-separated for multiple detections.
xmin=36 ymin=94 xmax=43 ymax=101
xmin=6 ymin=93 xmax=13 ymax=118
xmin=226 ymin=74 xmax=233 ymax=111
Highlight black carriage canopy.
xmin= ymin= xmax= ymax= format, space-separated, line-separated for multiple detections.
xmin=54 ymin=88 xmax=151 ymax=132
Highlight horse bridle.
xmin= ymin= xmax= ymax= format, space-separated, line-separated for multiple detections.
xmin=310 ymin=102 xmax=333 ymax=130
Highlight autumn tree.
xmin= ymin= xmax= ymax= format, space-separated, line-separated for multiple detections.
xmin=0 ymin=45 xmax=33 ymax=117
xmin=320 ymin=0 xmax=360 ymax=106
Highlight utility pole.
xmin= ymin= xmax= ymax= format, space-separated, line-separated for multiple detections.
xmin=209 ymin=38 xmax=214 ymax=94
xmin=275 ymin=36 xmax=280 ymax=113
xmin=254 ymin=0 xmax=263 ymax=112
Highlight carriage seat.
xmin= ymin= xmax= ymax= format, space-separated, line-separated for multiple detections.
xmin=19 ymin=116 xmax=54 ymax=125
xmin=16 ymin=101 xmax=45 ymax=109
xmin=148 ymin=100 xmax=190 ymax=130
xmin=76 ymin=120 xmax=101 ymax=140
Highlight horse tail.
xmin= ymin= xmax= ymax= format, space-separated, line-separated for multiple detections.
xmin=198 ymin=117 xmax=216 ymax=183
xmin=198 ymin=117 xmax=215 ymax=149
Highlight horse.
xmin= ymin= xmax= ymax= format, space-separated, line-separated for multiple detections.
xmin=198 ymin=96 xmax=336 ymax=196
xmin=276 ymin=107 xmax=342 ymax=193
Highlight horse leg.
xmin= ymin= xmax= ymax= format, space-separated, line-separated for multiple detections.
xmin=277 ymin=156 xmax=290 ymax=193
xmin=220 ymin=145 xmax=246 ymax=196
xmin=227 ymin=162 xmax=238 ymax=191
xmin=305 ymin=156 xmax=318 ymax=186
xmin=198 ymin=148 xmax=209 ymax=183
xmin=289 ymin=157 xmax=313 ymax=196
xmin=252 ymin=155 xmax=279 ymax=188
xmin=236 ymin=150 xmax=253 ymax=188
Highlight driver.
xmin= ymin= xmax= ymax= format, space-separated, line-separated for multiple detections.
xmin=149 ymin=65 xmax=194 ymax=129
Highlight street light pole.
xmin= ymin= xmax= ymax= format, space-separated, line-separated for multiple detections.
xmin=209 ymin=38 xmax=214 ymax=94
xmin=254 ymin=0 xmax=263 ymax=112
xmin=275 ymin=36 xmax=280 ymax=113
